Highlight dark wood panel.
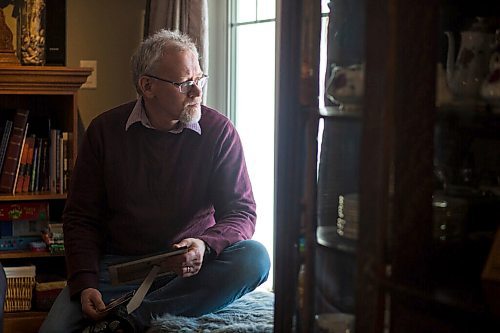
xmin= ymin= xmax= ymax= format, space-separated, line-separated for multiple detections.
xmin=274 ymin=0 xmax=306 ymax=331
xmin=4 ymin=311 xmax=46 ymax=333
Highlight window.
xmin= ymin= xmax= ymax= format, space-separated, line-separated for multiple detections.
xmin=206 ymin=0 xmax=330 ymax=291
xmin=228 ymin=0 xmax=276 ymax=290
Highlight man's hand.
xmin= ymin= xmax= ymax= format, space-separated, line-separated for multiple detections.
xmin=170 ymin=238 xmax=206 ymax=277
xmin=80 ymin=288 xmax=107 ymax=321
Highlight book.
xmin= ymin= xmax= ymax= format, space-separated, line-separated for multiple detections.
xmin=108 ymin=246 xmax=188 ymax=285
xmin=0 ymin=109 xmax=30 ymax=193
xmin=49 ymin=129 xmax=60 ymax=193
xmin=61 ymin=132 xmax=69 ymax=193
xmin=12 ymin=220 xmax=49 ymax=237
xmin=0 ymin=201 xmax=49 ymax=221
xmin=21 ymin=136 xmax=35 ymax=193
xmin=14 ymin=132 xmax=30 ymax=194
xmin=34 ymin=137 xmax=43 ymax=192
xmin=0 ymin=120 xmax=13 ymax=175
xmin=11 ymin=123 xmax=29 ymax=195
xmin=29 ymin=139 xmax=39 ymax=192
xmin=37 ymin=138 xmax=49 ymax=192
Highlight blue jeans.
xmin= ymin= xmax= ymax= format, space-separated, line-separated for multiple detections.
xmin=39 ymin=240 xmax=270 ymax=333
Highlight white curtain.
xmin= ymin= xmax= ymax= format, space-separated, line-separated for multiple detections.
xmin=145 ymin=0 xmax=209 ymax=73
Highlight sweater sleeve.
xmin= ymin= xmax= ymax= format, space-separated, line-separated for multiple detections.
xmin=63 ymin=121 xmax=108 ymax=298
xmin=199 ymin=121 xmax=257 ymax=255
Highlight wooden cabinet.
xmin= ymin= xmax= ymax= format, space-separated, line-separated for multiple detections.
xmin=275 ymin=1 xmax=500 ymax=332
xmin=0 ymin=66 xmax=90 ymax=333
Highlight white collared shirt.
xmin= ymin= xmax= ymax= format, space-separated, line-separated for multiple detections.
xmin=125 ymin=97 xmax=201 ymax=135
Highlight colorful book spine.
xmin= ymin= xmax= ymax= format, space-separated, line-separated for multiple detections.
xmin=12 ymin=123 xmax=29 ymax=195
xmin=21 ymin=136 xmax=35 ymax=193
xmin=0 ymin=109 xmax=30 ymax=193
xmin=15 ymin=138 xmax=30 ymax=194
xmin=0 ymin=201 xmax=49 ymax=221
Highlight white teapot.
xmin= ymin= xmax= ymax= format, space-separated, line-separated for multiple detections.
xmin=326 ymin=63 xmax=364 ymax=111
xmin=445 ymin=17 xmax=495 ymax=101
xmin=480 ymin=51 xmax=500 ymax=109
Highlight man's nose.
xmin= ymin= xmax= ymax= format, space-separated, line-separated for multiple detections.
xmin=188 ymin=83 xmax=203 ymax=98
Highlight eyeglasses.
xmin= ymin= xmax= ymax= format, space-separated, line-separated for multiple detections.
xmin=145 ymin=74 xmax=209 ymax=94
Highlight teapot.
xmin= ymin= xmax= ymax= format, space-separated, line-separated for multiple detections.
xmin=480 ymin=51 xmax=500 ymax=109
xmin=445 ymin=17 xmax=495 ymax=101
xmin=326 ymin=63 xmax=364 ymax=111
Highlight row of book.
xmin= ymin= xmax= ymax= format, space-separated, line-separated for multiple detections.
xmin=0 ymin=109 xmax=72 ymax=195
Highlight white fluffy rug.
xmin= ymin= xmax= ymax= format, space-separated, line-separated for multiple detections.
xmin=146 ymin=290 xmax=274 ymax=333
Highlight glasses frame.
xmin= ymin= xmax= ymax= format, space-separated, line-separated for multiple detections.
xmin=144 ymin=74 xmax=209 ymax=94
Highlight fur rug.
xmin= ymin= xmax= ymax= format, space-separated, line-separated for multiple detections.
xmin=146 ymin=290 xmax=274 ymax=333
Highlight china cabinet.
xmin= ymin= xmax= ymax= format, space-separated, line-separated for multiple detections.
xmin=275 ymin=0 xmax=500 ymax=332
xmin=0 ymin=66 xmax=90 ymax=333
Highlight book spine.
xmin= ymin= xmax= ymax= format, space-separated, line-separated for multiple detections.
xmin=29 ymin=139 xmax=39 ymax=192
xmin=39 ymin=138 xmax=49 ymax=191
xmin=15 ymin=138 xmax=30 ymax=194
xmin=50 ymin=129 xmax=58 ymax=193
xmin=22 ymin=136 xmax=35 ymax=193
xmin=0 ymin=120 xmax=13 ymax=175
xmin=0 ymin=110 xmax=30 ymax=193
xmin=34 ymin=137 xmax=43 ymax=192
xmin=12 ymin=123 xmax=29 ymax=195
xmin=62 ymin=132 xmax=69 ymax=193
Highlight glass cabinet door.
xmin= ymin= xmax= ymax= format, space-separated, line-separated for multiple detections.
xmin=314 ymin=0 xmax=365 ymax=331
xmin=275 ymin=1 xmax=500 ymax=332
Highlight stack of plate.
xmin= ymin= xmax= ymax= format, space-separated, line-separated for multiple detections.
xmin=337 ymin=193 xmax=359 ymax=240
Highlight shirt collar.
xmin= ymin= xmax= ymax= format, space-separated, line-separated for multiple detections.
xmin=125 ymin=97 xmax=201 ymax=135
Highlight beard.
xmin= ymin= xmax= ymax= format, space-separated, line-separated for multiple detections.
xmin=179 ymin=103 xmax=201 ymax=124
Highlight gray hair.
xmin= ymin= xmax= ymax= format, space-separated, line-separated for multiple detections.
xmin=131 ymin=29 xmax=199 ymax=95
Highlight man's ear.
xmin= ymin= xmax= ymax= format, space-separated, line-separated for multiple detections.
xmin=139 ymin=76 xmax=154 ymax=97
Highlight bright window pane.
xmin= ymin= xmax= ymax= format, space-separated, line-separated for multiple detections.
xmin=236 ymin=0 xmax=256 ymax=23
xmin=257 ymin=0 xmax=275 ymax=20
xmin=319 ymin=16 xmax=329 ymax=108
xmin=322 ymin=0 xmax=330 ymax=14
xmin=234 ymin=21 xmax=275 ymax=290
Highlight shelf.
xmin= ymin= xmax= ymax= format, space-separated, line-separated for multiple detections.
xmin=4 ymin=311 xmax=47 ymax=333
xmin=319 ymin=106 xmax=362 ymax=119
xmin=0 ymin=66 xmax=92 ymax=94
xmin=317 ymin=226 xmax=357 ymax=253
xmin=376 ymin=274 xmax=489 ymax=317
xmin=0 ymin=250 xmax=64 ymax=259
xmin=0 ymin=192 xmax=67 ymax=201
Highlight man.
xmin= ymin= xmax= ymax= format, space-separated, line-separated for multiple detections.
xmin=40 ymin=29 xmax=270 ymax=333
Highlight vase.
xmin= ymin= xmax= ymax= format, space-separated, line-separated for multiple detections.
xmin=17 ymin=0 xmax=46 ymax=65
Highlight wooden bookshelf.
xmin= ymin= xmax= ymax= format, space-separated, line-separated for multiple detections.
xmin=4 ymin=311 xmax=47 ymax=333
xmin=0 ymin=192 xmax=67 ymax=202
xmin=0 ymin=250 xmax=64 ymax=260
xmin=0 ymin=65 xmax=90 ymax=333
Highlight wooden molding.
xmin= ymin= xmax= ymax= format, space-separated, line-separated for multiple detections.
xmin=0 ymin=66 xmax=92 ymax=93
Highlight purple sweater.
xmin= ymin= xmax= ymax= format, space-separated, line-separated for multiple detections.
xmin=63 ymin=101 xmax=256 ymax=296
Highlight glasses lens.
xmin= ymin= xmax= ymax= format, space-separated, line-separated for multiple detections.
xmin=179 ymin=76 xmax=208 ymax=94
xmin=179 ymin=82 xmax=193 ymax=94
xmin=197 ymin=76 xmax=208 ymax=89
